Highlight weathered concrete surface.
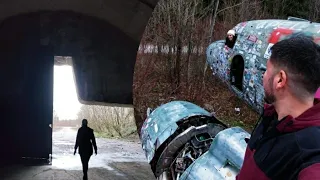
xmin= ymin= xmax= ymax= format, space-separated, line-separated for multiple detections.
xmin=0 ymin=10 xmax=145 ymax=106
xmin=0 ymin=0 xmax=158 ymax=42
xmin=0 ymin=0 xmax=160 ymax=167
xmin=0 ymin=0 xmax=160 ymax=164
xmin=0 ymin=127 xmax=155 ymax=180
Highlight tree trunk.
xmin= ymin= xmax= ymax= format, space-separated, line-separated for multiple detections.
xmin=204 ymin=0 xmax=220 ymax=84
xmin=175 ymin=35 xmax=182 ymax=88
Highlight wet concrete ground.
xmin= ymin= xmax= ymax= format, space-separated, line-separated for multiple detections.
xmin=0 ymin=127 xmax=155 ymax=180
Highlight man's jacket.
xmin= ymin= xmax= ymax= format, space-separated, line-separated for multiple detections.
xmin=237 ymin=99 xmax=320 ymax=180
xmin=75 ymin=126 xmax=97 ymax=156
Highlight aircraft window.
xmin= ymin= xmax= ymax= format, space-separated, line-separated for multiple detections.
xmin=225 ymin=30 xmax=237 ymax=49
xmin=225 ymin=34 xmax=237 ymax=49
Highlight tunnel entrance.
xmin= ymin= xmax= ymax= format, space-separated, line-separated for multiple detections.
xmin=0 ymin=5 xmax=156 ymax=178
xmin=51 ymin=56 xmax=144 ymax=173
xmin=52 ymin=56 xmax=81 ymax=167
xmin=0 ymin=10 xmax=143 ymax=167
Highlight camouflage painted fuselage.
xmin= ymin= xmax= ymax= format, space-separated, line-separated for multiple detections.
xmin=207 ymin=19 xmax=320 ymax=112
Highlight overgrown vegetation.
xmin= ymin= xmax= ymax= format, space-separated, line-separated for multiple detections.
xmin=53 ymin=0 xmax=319 ymax=137
xmin=77 ymin=106 xmax=136 ymax=138
xmin=133 ymin=0 xmax=318 ymax=133
xmin=53 ymin=106 xmax=136 ymax=138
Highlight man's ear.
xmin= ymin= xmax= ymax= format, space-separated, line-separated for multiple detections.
xmin=275 ymin=70 xmax=287 ymax=89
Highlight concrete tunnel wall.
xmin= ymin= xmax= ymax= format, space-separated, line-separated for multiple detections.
xmin=0 ymin=0 xmax=159 ymax=165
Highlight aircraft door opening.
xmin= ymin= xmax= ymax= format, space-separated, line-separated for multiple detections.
xmin=230 ymin=56 xmax=244 ymax=91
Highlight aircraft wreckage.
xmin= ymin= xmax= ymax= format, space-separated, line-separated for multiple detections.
xmin=140 ymin=101 xmax=250 ymax=180
xmin=140 ymin=17 xmax=320 ymax=180
xmin=206 ymin=17 xmax=320 ymax=113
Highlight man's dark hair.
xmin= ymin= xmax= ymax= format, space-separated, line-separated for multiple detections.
xmin=270 ymin=34 xmax=320 ymax=98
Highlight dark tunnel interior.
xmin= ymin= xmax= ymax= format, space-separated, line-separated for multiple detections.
xmin=0 ymin=10 xmax=143 ymax=166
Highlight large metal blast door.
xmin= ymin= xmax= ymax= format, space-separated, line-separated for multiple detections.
xmin=0 ymin=16 xmax=53 ymax=165
xmin=20 ymin=45 xmax=54 ymax=160
xmin=0 ymin=43 xmax=54 ymax=163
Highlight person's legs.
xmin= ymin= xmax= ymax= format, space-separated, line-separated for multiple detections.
xmin=84 ymin=155 xmax=91 ymax=175
xmin=87 ymin=154 xmax=91 ymax=168
xmin=80 ymin=154 xmax=91 ymax=180
xmin=80 ymin=154 xmax=89 ymax=180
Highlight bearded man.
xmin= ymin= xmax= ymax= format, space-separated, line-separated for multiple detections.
xmin=237 ymin=35 xmax=320 ymax=180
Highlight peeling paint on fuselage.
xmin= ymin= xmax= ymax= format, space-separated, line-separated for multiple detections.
xmin=207 ymin=19 xmax=320 ymax=113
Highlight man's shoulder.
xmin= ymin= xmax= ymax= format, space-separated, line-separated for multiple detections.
xmin=295 ymin=126 xmax=320 ymax=149
xmin=78 ymin=126 xmax=94 ymax=132
xmin=294 ymin=127 xmax=320 ymax=178
xmin=295 ymin=126 xmax=320 ymax=137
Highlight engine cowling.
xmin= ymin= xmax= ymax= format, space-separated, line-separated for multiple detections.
xmin=140 ymin=101 xmax=250 ymax=180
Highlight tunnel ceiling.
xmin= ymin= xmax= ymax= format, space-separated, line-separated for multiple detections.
xmin=0 ymin=0 xmax=159 ymax=107
xmin=0 ymin=0 xmax=161 ymax=165
xmin=0 ymin=0 xmax=158 ymax=42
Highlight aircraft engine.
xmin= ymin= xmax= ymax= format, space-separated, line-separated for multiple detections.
xmin=140 ymin=101 xmax=250 ymax=180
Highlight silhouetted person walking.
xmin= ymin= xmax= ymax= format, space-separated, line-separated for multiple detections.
xmin=74 ymin=119 xmax=97 ymax=180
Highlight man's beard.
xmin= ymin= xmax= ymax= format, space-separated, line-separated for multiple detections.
xmin=264 ymin=90 xmax=276 ymax=104
xmin=264 ymin=79 xmax=276 ymax=104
